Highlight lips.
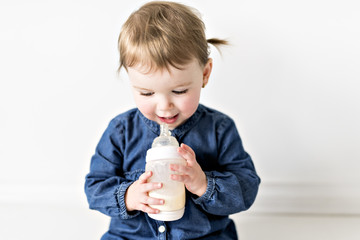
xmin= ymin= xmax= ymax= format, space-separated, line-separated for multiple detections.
xmin=158 ymin=114 xmax=179 ymax=124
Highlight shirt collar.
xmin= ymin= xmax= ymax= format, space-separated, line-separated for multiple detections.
xmin=138 ymin=104 xmax=205 ymax=138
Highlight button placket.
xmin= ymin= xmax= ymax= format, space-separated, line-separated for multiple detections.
xmin=157 ymin=221 xmax=167 ymax=240
xmin=158 ymin=225 xmax=166 ymax=233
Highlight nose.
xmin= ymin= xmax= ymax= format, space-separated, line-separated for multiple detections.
xmin=157 ymin=95 xmax=174 ymax=112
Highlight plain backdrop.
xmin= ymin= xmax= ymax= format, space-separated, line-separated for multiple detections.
xmin=0 ymin=0 xmax=359 ymax=238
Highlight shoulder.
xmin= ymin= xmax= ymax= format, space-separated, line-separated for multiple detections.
xmin=108 ymin=108 xmax=138 ymax=127
xmin=198 ymin=104 xmax=240 ymax=138
xmin=199 ymin=104 xmax=235 ymax=125
xmin=101 ymin=108 xmax=142 ymax=137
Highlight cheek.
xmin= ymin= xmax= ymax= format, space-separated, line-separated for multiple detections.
xmin=133 ymin=96 xmax=154 ymax=116
xmin=178 ymin=92 xmax=201 ymax=115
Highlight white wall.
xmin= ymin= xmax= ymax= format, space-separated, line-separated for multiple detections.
xmin=0 ymin=0 xmax=359 ymax=226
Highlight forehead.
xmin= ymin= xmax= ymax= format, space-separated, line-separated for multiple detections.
xmin=128 ymin=59 xmax=203 ymax=84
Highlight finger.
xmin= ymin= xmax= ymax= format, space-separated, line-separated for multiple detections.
xmin=178 ymin=146 xmax=196 ymax=165
xmin=180 ymin=143 xmax=196 ymax=156
xmin=170 ymin=164 xmax=190 ymax=175
xmin=138 ymin=171 xmax=152 ymax=183
xmin=141 ymin=182 xmax=163 ymax=193
xmin=141 ymin=195 xmax=164 ymax=206
xmin=139 ymin=204 xmax=160 ymax=214
xmin=170 ymin=173 xmax=189 ymax=183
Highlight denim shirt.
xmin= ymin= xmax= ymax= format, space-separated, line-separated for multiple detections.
xmin=85 ymin=104 xmax=260 ymax=240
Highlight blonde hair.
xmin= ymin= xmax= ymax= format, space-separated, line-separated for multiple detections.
xmin=118 ymin=1 xmax=227 ymax=72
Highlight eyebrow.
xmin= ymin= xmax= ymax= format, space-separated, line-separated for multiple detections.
xmin=132 ymin=82 xmax=193 ymax=91
xmin=132 ymin=86 xmax=153 ymax=92
xmin=174 ymin=82 xmax=192 ymax=88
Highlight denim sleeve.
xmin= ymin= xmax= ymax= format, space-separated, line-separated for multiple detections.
xmin=84 ymin=120 xmax=139 ymax=219
xmin=192 ymin=117 xmax=261 ymax=216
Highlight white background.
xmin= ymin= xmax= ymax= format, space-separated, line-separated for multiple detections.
xmin=1 ymin=0 xmax=359 ymax=239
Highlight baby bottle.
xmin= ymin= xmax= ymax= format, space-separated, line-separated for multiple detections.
xmin=145 ymin=123 xmax=186 ymax=221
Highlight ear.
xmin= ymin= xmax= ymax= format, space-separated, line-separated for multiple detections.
xmin=202 ymin=58 xmax=213 ymax=88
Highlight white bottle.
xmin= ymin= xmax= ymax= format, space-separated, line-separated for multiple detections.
xmin=145 ymin=123 xmax=186 ymax=221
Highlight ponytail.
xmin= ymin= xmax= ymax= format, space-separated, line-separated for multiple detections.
xmin=207 ymin=38 xmax=229 ymax=54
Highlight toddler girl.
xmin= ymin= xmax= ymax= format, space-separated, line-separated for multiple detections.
xmin=85 ymin=1 xmax=260 ymax=239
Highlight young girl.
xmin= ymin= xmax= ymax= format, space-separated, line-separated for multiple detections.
xmin=85 ymin=1 xmax=260 ymax=239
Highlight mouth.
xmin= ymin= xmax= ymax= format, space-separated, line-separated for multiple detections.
xmin=158 ymin=114 xmax=179 ymax=124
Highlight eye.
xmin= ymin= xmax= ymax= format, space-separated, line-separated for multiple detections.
xmin=172 ymin=89 xmax=188 ymax=95
xmin=140 ymin=92 xmax=154 ymax=96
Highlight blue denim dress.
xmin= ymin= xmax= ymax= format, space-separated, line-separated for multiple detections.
xmin=85 ymin=104 xmax=260 ymax=239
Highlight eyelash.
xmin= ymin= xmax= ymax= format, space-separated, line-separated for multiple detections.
xmin=140 ymin=92 xmax=154 ymax=96
xmin=172 ymin=89 xmax=188 ymax=95
xmin=140 ymin=89 xmax=188 ymax=96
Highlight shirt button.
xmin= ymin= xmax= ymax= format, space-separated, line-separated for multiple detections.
xmin=158 ymin=225 xmax=166 ymax=233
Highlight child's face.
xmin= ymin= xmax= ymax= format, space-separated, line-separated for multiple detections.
xmin=128 ymin=59 xmax=212 ymax=129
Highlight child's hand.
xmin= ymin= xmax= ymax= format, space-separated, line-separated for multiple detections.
xmin=125 ymin=171 xmax=164 ymax=214
xmin=170 ymin=143 xmax=207 ymax=197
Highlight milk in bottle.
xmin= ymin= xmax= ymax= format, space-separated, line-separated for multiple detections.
xmin=145 ymin=123 xmax=186 ymax=221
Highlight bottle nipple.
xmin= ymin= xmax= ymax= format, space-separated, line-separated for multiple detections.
xmin=151 ymin=123 xmax=179 ymax=148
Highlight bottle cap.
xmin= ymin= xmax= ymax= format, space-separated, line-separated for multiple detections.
xmin=146 ymin=145 xmax=181 ymax=162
